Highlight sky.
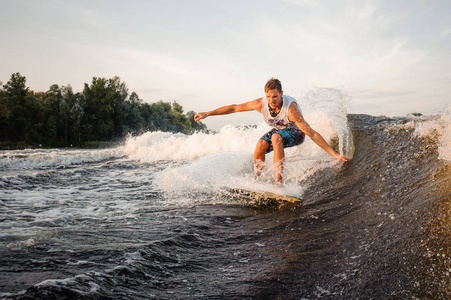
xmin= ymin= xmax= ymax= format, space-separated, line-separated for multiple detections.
xmin=1 ymin=0 xmax=450 ymax=130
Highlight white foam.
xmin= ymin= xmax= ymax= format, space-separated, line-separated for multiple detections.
xmin=149 ymin=88 xmax=353 ymax=199
xmin=149 ymin=132 xmax=338 ymax=201
xmin=6 ymin=238 xmax=35 ymax=250
xmin=300 ymin=87 xmax=354 ymax=158
xmin=0 ymin=148 xmax=124 ymax=170
xmin=122 ymin=125 xmax=265 ymax=163
xmin=415 ymin=104 xmax=451 ymax=161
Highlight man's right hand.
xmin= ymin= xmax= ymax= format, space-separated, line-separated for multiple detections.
xmin=194 ymin=112 xmax=207 ymax=122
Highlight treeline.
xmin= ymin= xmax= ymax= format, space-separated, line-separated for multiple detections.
xmin=0 ymin=73 xmax=207 ymax=148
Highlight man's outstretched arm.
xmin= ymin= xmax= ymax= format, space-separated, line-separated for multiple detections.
xmin=194 ymin=98 xmax=262 ymax=122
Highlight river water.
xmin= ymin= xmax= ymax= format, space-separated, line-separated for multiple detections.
xmin=1 ymin=94 xmax=450 ymax=299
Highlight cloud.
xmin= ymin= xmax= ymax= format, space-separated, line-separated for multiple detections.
xmin=2 ymin=0 xmax=450 ymax=122
xmin=440 ymin=27 xmax=451 ymax=38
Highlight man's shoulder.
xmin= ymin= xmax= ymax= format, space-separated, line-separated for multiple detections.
xmin=240 ymin=98 xmax=263 ymax=112
xmin=287 ymin=99 xmax=302 ymax=117
xmin=252 ymin=97 xmax=263 ymax=104
xmin=253 ymin=97 xmax=264 ymax=106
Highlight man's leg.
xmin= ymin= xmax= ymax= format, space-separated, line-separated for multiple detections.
xmin=271 ymin=133 xmax=285 ymax=184
xmin=254 ymin=139 xmax=270 ymax=178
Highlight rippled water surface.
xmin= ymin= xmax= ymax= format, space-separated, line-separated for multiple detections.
xmin=1 ymin=110 xmax=451 ymax=299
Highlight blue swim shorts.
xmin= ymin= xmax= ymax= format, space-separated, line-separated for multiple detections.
xmin=260 ymin=127 xmax=305 ymax=153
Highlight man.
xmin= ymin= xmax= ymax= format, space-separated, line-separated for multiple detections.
xmin=194 ymin=78 xmax=351 ymax=184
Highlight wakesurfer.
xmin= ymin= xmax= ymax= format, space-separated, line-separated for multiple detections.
xmin=194 ymin=78 xmax=351 ymax=184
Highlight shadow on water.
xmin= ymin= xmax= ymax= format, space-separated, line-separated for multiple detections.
xmin=233 ymin=114 xmax=451 ymax=299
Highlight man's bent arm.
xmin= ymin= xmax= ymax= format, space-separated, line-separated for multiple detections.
xmin=288 ymin=103 xmax=351 ymax=162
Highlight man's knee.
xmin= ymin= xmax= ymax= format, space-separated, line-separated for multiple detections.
xmin=255 ymin=139 xmax=269 ymax=154
xmin=271 ymin=134 xmax=283 ymax=147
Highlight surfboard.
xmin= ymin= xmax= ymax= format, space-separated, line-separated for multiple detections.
xmin=229 ymin=188 xmax=302 ymax=208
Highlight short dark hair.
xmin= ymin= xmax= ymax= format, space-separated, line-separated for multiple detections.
xmin=264 ymin=78 xmax=282 ymax=92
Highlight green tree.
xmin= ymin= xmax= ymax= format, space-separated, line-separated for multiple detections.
xmin=60 ymin=85 xmax=78 ymax=144
xmin=41 ymin=84 xmax=63 ymax=143
xmin=171 ymin=102 xmax=207 ymax=134
xmin=82 ymin=76 xmax=128 ymax=141
xmin=0 ymin=80 xmax=6 ymax=141
xmin=123 ymin=91 xmax=144 ymax=134
xmin=109 ymin=76 xmax=128 ymax=138
xmin=0 ymin=73 xmax=209 ymax=148
xmin=69 ymin=94 xmax=85 ymax=144
xmin=154 ymin=101 xmax=176 ymax=132
xmin=0 ymin=73 xmax=42 ymax=143
xmin=171 ymin=101 xmax=190 ymax=133
xmin=36 ymin=84 xmax=79 ymax=145
xmin=140 ymin=100 xmax=207 ymax=134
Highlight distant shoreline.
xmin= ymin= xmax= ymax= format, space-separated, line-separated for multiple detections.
xmin=0 ymin=140 xmax=122 ymax=151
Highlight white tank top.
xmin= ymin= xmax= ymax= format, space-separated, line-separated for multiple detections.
xmin=261 ymin=95 xmax=301 ymax=130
